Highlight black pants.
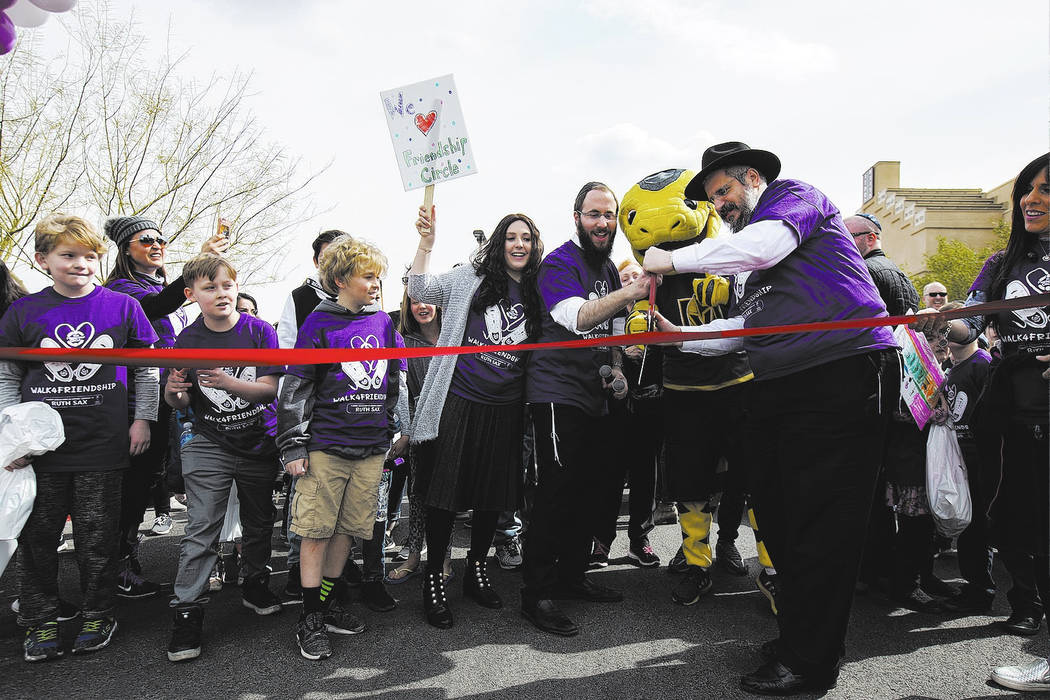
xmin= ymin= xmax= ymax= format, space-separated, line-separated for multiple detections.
xmin=749 ymin=352 xmax=887 ymax=678
xmin=593 ymin=396 xmax=660 ymax=546
xmin=118 ymin=404 xmax=172 ymax=558
xmin=522 ymin=403 xmax=612 ymax=599
xmin=18 ymin=470 xmax=124 ymax=626
xmin=425 ymin=508 xmax=499 ymax=574
xmin=956 ymin=437 xmax=995 ymax=594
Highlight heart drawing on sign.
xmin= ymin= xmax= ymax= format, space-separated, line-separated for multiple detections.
xmin=415 ymin=110 xmax=437 ymax=135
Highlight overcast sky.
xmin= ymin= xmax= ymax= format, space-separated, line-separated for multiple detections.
xmin=14 ymin=0 xmax=1050 ymax=319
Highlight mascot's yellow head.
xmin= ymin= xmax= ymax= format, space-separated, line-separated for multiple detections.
xmin=618 ymin=168 xmax=721 ymax=264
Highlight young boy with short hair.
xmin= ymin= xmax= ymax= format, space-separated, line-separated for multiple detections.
xmin=0 ymin=214 xmax=159 ymax=662
xmin=277 ymin=234 xmax=400 ymax=660
xmin=163 ymin=253 xmax=283 ymax=663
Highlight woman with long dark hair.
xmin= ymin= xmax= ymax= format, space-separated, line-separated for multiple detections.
xmin=103 ymin=216 xmax=227 ymax=598
xmin=0 ymin=260 xmax=28 ymax=318
xmin=407 ymin=206 xmax=543 ymax=628
xmin=919 ymin=153 xmax=1050 ymax=691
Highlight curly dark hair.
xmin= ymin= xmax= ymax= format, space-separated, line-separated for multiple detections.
xmin=471 ymin=214 xmax=544 ymax=341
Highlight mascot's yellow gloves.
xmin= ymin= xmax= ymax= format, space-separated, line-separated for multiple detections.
xmin=685 ymin=274 xmax=730 ymax=324
xmin=626 ymin=300 xmax=653 ymax=350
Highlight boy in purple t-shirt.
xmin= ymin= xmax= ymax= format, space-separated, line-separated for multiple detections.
xmin=162 ymin=254 xmax=283 ymax=663
xmin=277 ymin=235 xmax=400 ymax=660
xmin=0 ymin=215 xmax=159 ymax=662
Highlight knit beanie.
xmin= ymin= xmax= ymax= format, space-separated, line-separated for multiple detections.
xmin=103 ymin=216 xmax=161 ymax=248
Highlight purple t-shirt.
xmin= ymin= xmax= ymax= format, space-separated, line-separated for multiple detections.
xmin=729 ymin=179 xmax=897 ymax=379
xmin=106 ymin=274 xmax=188 ymax=349
xmin=166 ymin=313 xmax=280 ymax=459
xmin=0 ymin=286 xmax=158 ymax=472
xmin=286 ymin=307 xmax=400 ymax=452
xmin=449 ymin=280 xmax=528 ymax=405
xmin=525 ymin=240 xmax=624 ymax=416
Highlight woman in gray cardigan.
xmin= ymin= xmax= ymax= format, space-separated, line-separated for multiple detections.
xmin=408 ymin=204 xmax=543 ymax=629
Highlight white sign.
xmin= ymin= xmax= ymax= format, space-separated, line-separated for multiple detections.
xmin=380 ymin=74 xmax=476 ymax=192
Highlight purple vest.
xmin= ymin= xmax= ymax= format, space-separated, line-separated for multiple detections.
xmin=730 ymin=179 xmax=897 ymax=379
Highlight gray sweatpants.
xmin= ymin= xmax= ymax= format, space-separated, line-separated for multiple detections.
xmin=171 ymin=436 xmax=276 ymax=607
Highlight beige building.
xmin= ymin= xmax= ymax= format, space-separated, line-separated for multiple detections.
xmin=858 ymin=161 xmax=1012 ymax=275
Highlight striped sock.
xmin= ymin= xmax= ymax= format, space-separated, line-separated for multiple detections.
xmin=319 ymin=577 xmax=337 ymax=608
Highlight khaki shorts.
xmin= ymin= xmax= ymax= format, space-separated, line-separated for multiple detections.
xmin=289 ymin=451 xmax=384 ymax=540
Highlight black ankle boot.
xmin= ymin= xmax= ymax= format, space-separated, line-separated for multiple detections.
xmin=463 ymin=559 xmax=502 ymax=609
xmin=422 ymin=571 xmax=453 ymax=628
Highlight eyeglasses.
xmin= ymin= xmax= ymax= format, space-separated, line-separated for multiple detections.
xmin=576 ymin=211 xmax=617 ymax=222
xmin=134 ymin=234 xmax=168 ymax=247
xmin=927 ymin=292 xmax=948 ymax=298
xmin=851 ymin=231 xmax=878 ymax=238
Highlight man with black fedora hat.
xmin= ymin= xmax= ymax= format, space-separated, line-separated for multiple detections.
xmin=645 ymin=141 xmax=899 ymax=695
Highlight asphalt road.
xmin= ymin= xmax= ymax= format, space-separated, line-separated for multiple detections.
xmin=0 ymin=497 xmax=1043 ymax=700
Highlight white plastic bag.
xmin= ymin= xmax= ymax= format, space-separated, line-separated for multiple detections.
xmin=925 ymin=422 xmax=972 ymax=537
xmin=0 ymin=401 xmax=64 ymax=574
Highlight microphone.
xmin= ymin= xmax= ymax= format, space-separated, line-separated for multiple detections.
xmin=599 ymin=364 xmax=627 ymax=394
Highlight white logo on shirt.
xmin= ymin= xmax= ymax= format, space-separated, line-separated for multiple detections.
xmin=341 ymin=334 xmax=387 ymax=390
xmin=483 ymin=302 xmax=528 ymax=345
xmin=589 ymin=280 xmax=609 ymax=301
xmin=946 ymin=384 xmax=968 ymax=423
xmin=1007 ymin=267 xmax=1050 ymax=329
xmin=40 ymin=322 xmax=111 ymax=383
xmin=199 ymin=366 xmax=255 ymax=413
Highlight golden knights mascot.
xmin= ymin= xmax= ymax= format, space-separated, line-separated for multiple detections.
xmin=619 ymin=168 xmax=777 ymax=612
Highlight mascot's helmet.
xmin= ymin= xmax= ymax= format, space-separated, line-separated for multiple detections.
xmin=618 ymin=168 xmax=722 ymax=265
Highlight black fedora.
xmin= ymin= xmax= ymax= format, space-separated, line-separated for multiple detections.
xmin=683 ymin=141 xmax=782 ymax=201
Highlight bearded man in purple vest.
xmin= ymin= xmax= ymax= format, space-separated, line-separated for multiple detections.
xmin=645 ymin=143 xmax=898 ymax=695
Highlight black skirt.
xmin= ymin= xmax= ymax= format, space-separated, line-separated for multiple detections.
xmin=415 ymin=392 xmax=524 ymax=512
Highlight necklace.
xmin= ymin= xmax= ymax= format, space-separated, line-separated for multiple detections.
xmin=1039 ymin=236 xmax=1050 ymax=262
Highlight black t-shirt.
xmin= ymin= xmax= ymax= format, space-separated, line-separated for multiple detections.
xmin=943 ymin=348 xmax=993 ymax=438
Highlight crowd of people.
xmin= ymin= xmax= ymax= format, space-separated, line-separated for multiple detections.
xmin=0 ymin=144 xmax=1047 ymax=695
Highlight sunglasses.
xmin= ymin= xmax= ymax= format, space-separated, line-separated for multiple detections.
xmin=135 ymin=234 xmax=168 ymax=247
xmin=927 ymin=292 xmax=947 ymax=298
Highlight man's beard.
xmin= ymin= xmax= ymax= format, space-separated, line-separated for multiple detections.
xmin=576 ymin=221 xmax=616 ymax=266
xmin=719 ymin=185 xmax=762 ymax=233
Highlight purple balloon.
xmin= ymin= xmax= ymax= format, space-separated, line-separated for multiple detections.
xmin=0 ymin=12 xmax=16 ymax=55
xmin=0 ymin=1 xmax=14 ymax=10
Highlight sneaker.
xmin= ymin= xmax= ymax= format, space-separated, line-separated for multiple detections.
xmin=170 ymin=494 xmax=188 ymax=511
xmin=892 ymin=587 xmax=944 ymax=614
xmin=672 ymin=566 xmax=713 ymax=606
xmin=150 ymin=513 xmax=173 ymax=536
xmin=393 ymin=545 xmax=411 ymax=563
xmin=495 ymin=537 xmax=523 ymax=570
xmin=715 ymin=540 xmax=749 ymax=576
xmin=71 ymin=615 xmax=117 ymax=654
xmin=242 ymin=573 xmax=283 ymax=615
xmin=285 ymin=562 xmax=303 ymax=598
xmin=13 ymin=598 xmax=80 ymax=621
xmin=589 ymin=538 xmax=610 ymax=569
xmin=116 ymin=558 xmax=160 ymax=598
xmin=667 ymin=545 xmax=689 ymax=574
xmin=628 ymin=537 xmax=660 ymax=567
xmin=991 ymin=658 xmax=1050 ymax=692
xmin=208 ymin=560 xmax=224 ymax=592
xmin=297 ymin=611 xmax=332 ymax=660
xmin=757 ymin=571 xmax=779 ymax=615
xmin=323 ymin=601 xmax=366 ymax=635
xmin=167 ymin=605 xmax=203 ymax=662
xmin=23 ymin=620 xmax=62 ymax=662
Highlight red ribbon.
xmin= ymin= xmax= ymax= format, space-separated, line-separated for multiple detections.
xmin=1 ymin=294 xmax=1047 ymax=368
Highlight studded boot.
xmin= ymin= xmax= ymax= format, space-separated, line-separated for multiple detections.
xmin=463 ymin=558 xmax=503 ymax=609
xmin=422 ymin=571 xmax=453 ymax=628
